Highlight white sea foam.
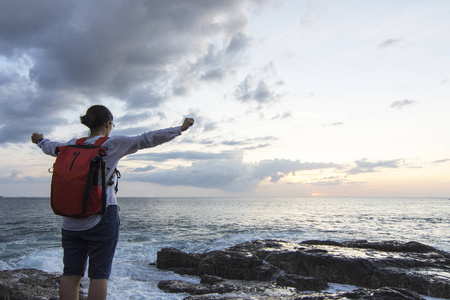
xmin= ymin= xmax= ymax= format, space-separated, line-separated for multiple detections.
xmin=15 ymin=248 xmax=63 ymax=273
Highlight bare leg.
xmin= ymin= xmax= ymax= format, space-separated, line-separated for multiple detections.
xmin=87 ymin=278 xmax=108 ymax=300
xmin=60 ymin=275 xmax=82 ymax=300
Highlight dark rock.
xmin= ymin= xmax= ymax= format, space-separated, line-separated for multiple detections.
xmin=0 ymin=268 xmax=61 ymax=300
xmin=301 ymin=240 xmax=440 ymax=254
xmin=156 ymin=247 xmax=204 ymax=275
xmin=197 ymin=250 xmax=279 ymax=281
xmin=264 ymin=241 xmax=450 ymax=298
xmin=276 ymin=274 xmax=328 ymax=291
xmin=157 ymin=239 xmax=450 ymax=299
xmin=200 ymin=274 xmax=226 ymax=285
xmin=158 ymin=280 xmax=235 ymax=295
xmin=159 ymin=278 xmax=299 ymax=298
xmin=183 ymin=286 xmax=426 ymax=300
xmin=338 ymin=287 xmax=426 ymax=300
xmin=0 ymin=268 xmax=89 ymax=300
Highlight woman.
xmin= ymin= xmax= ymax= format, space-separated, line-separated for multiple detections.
xmin=31 ymin=105 xmax=194 ymax=300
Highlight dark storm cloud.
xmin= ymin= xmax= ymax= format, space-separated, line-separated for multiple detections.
xmin=191 ymin=30 xmax=250 ymax=83
xmin=0 ymin=0 xmax=255 ymax=144
xmin=0 ymin=68 xmax=76 ymax=142
xmin=3 ymin=1 xmax=248 ymax=92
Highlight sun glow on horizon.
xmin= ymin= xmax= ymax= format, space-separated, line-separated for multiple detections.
xmin=311 ymin=193 xmax=327 ymax=197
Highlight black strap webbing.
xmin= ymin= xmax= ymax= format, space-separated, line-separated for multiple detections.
xmin=100 ymin=159 xmax=107 ymax=215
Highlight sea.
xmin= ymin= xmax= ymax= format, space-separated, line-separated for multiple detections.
xmin=0 ymin=197 xmax=449 ymax=299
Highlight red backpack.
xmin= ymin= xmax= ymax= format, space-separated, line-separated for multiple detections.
xmin=50 ymin=137 xmax=109 ymax=218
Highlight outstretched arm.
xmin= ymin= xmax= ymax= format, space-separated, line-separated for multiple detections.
xmin=31 ymin=132 xmax=67 ymax=157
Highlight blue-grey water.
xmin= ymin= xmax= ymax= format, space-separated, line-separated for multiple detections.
xmin=0 ymin=197 xmax=449 ymax=299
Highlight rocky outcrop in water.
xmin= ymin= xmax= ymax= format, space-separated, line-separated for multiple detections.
xmin=157 ymin=239 xmax=450 ymax=299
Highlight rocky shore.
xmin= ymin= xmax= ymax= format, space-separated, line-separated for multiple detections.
xmin=1 ymin=239 xmax=449 ymax=299
xmin=0 ymin=268 xmax=61 ymax=300
xmin=0 ymin=268 xmax=88 ymax=300
xmin=157 ymin=239 xmax=450 ymax=299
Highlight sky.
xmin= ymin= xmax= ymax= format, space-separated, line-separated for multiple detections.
xmin=0 ymin=0 xmax=449 ymax=198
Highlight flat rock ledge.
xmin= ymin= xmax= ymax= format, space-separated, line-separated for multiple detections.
xmin=0 ymin=268 xmax=61 ymax=300
xmin=0 ymin=269 xmax=88 ymax=300
xmin=157 ymin=239 xmax=450 ymax=299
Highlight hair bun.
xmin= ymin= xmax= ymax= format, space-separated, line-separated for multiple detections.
xmin=80 ymin=105 xmax=113 ymax=130
xmin=80 ymin=114 xmax=95 ymax=128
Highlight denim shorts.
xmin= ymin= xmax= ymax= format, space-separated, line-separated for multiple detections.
xmin=61 ymin=205 xmax=120 ymax=279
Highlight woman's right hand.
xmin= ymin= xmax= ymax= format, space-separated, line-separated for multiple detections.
xmin=181 ymin=118 xmax=194 ymax=132
xmin=31 ymin=132 xmax=44 ymax=144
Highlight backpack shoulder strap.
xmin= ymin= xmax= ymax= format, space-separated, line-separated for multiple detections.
xmin=76 ymin=138 xmax=87 ymax=145
xmin=94 ymin=136 xmax=109 ymax=146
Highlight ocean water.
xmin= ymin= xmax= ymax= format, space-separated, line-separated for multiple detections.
xmin=0 ymin=197 xmax=449 ymax=299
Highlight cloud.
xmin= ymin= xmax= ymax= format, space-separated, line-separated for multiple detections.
xmin=378 ymin=38 xmax=404 ymax=48
xmin=133 ymin=165 xmax=156 ymax=172
xmin=0 ymin=0 xmax=259 ymax=144
xmin=234 ymin=75 xmax=279 ymax=104
xmin=390 ymin=99 xmax=417 ymax=109
xmin=203 ymin=121 xmax=218 ymax=132
xmin=192 ymin=30 xmax=251 ymax=83
xmin=346 ymin=158 xmax=402 ymax=174
xmin=0 ymin=170 xmax=41 ymax=183
xmin=226 ymin=31 xmax=251 ymax=54
xmin=125 ymin=151 xmax=237 ymax=162
xmin=309 ymin=176 xmax=346 ymax=186
xmin=252 ymin=159 xmax=340 ymax=183
xmin=322 ymin=122 xmax=344 ymax=128
xmin=0 ymin=70 xmax=75 ymax=143
xmin=242 ymin=143 xmax=271 ymax=151
xmin=431 ymin=158 xmax=450 ymax=164
xmin=124 ymin=151 xmax=341 ymax=192
xmin=233 ymin=60 xmax=284 ymax=105
xmin=271 ymin=112 xmax=292 ymax=120
xmin=221 ymin=136 xmax=277 ymax=148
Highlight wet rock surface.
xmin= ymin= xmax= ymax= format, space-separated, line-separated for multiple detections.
xmin=0 ymin=268 xmax=61 ymax=300
xmin=157 ymin=239 xmax=450 ymax=299
xmin=0 ymin=268 xmax=88 ymax=300
xmin=182 ymin=286 xmax=427 ymax=300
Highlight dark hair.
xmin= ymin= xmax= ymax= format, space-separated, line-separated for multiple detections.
xmin=80 ymin=105 xmax=113 ymax=130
